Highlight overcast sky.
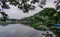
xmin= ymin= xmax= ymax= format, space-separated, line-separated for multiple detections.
xmin=3 ymin=0 xmax=56 ymax=19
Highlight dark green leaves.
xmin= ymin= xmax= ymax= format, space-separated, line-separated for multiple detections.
xmin=20 ymin=8 xmax=60 ymax=29
xmin=1 ymin=0 xmax=47 ymax=13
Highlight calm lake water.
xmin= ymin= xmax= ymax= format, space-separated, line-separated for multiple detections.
xmin=0 ymin=24 xmax=45 ymax=37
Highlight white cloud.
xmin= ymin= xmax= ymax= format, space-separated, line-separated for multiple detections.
xmin=44 ymin=0 xmax=56 ymax=8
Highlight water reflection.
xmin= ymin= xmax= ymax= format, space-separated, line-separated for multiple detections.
xmin=0 ymin=24 xmax=45 ymax=37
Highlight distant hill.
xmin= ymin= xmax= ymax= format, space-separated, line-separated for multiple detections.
xmin=20 ymin=8 xmax=60 ymax=29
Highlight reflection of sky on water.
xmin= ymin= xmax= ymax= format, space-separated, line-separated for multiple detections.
xmin=0 ymin=24 xmax=45 ymax=37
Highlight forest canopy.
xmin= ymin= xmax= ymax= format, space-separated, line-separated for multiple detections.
xmin=20 ymin=8 xmax=60 ymax=30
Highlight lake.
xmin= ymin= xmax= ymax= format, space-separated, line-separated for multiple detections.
xmin=0 ymin=24 xmax=46 ymax=37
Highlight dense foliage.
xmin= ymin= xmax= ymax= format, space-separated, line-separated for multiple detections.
xmin=20 ymin=8 xmax=60 ymax=29
xmin=1 ymin=0 xmax=60 ymax=12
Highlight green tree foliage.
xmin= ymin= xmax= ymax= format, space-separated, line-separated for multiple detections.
xmin=1 ymin=0 xmax=60 ymax=12
xmin=1 ymin=0 xmax=46 ymax=12
xmin=20 ymin=8 xmax=60 ymax=29
xmin=2 ymin=0 xmax=10 ymax=9
xmin=54 ymin=0 xmax=60 ymax=11
xmin=36 ymin=8 xmax=60 ymax=27
xmin=0 ymin=12 xmax=8 ymax=22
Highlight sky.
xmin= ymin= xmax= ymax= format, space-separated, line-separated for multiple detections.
xmin=2 ymin=0 xmax=56 ymax=19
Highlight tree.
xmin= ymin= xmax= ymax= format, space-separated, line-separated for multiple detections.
xmin=54 ymin=0 xmax=60 ymax=11
xmin=0 ymin=0 xmax=60 ymax=12
xmin=0 ymin=0 xmax=8 ymax=22
xmin=0 ymin=0 xmax=46 ymax=12
xmin=0 ymin=12 xmax=8 ymax=22
xmin=38 ymin=8 xmax=60 ymax=27
xmin=20 ymin=8 xmax=60 ymax=30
